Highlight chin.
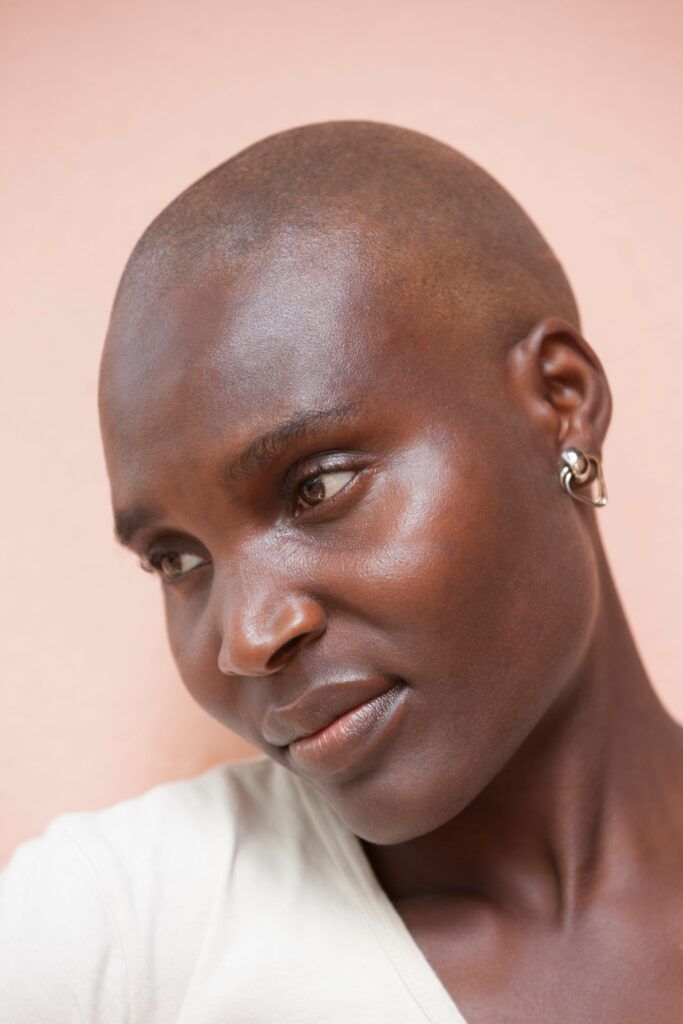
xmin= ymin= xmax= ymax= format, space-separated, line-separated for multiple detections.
xmin=338 ymin=802 xmax=457 ymax=846
xmin=323 ymin=767 xmax=477 ymax=846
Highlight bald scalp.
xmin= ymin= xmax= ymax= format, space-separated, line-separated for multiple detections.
xmin=106 ymin=120 xmax=580 ymax=363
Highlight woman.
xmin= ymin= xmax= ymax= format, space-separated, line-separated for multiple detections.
xmin=2 ymin=121 xmax=681 ymax=1023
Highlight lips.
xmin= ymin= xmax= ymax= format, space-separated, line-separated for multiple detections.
xmin=261 ymin=675 xmax=398 ymax=747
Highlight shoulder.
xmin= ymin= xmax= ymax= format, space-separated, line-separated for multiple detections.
xmin=30 ymin=753 xmax=303 ymax=884
xmin=0 ymin=793 xmax=133 ymax=1022
xmin=0 ymin=755 xmax=306 ymax=1023
xmin=49 ymin=753 xmax=286 ymax=863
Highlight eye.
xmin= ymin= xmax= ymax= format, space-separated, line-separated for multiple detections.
xmin=141 ymin=549 xmax=208 ymax=583
xmin=294 ymin=467 xmax=356 ymax=513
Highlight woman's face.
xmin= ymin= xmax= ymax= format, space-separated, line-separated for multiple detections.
xmin=100 ymin=236 xmax=601 ymax=843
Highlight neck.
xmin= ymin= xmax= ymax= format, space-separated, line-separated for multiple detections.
xmin=362 ymin=539 xmax=683 ymax=925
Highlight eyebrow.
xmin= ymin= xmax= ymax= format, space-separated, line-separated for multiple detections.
xmin=113 ymin=400 xmax=362 ymax=548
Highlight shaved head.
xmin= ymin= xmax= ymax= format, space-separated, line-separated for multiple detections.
xmin=98 ymin=120 xmax=612 ymax=845
xmin=104 ymin=120 xmax=579 ymax=378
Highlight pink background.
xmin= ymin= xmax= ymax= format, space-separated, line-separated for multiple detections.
xmin=1 ymin=0 xmax=681 ymax=864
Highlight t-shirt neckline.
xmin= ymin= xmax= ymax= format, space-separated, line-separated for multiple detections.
xmin=293 ymin=772 xmax=470 ymax=1024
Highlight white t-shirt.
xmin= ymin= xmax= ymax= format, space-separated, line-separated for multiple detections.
xmin=0 ymin=754 xmax=468 ymax=1023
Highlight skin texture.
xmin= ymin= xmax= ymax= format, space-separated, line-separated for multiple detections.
xmin=98 ymin=122 xmax=683 ymax=1023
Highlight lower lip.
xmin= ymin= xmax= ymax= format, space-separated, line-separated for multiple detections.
xmin=287 ymin=682 xmax=406 ymax=776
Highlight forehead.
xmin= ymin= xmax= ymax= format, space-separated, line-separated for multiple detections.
xmin=100 ymin=228 xmax=472 ymax=494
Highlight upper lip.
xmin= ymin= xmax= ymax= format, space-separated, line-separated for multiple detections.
xmin=262 ymin=676 xmax=398 ymax=747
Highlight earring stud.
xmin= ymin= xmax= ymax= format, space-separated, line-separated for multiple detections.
xmin=558 ymin=447 xmax=608 ymax=507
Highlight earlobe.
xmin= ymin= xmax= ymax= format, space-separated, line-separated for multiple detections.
xmin=506 ymin=316 xmax=613 ymax=456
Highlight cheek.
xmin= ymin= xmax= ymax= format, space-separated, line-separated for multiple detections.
xmin=319 ymin=442 xmax=601 ymax=841
xmin=162 ymin=589 xmax=242 ymax=731
xmin=354 ymin=428 xmax=599 ymax=692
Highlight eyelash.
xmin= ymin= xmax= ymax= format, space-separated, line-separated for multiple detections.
xmin=286 ymin=457 xmax=359 ymax=515
xmin=141 ymin=456 xmax=364 ymax=584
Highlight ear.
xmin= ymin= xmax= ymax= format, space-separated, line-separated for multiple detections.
xmin=505 ymin=316 xmax=612 ymax=458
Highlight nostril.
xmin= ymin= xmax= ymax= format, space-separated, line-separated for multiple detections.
xmin=266 ymin=632 xmax=309 ymax=672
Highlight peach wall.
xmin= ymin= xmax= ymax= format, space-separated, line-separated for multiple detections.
xmin=1 ymin=0 xmax=681 ymax=864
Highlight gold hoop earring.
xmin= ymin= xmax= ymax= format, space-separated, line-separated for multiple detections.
xmin=558 ymin=447 xmax=608 ymax=507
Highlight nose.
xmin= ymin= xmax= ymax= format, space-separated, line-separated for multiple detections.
xmin=217 ymin=592 xmax=328 ymax=677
